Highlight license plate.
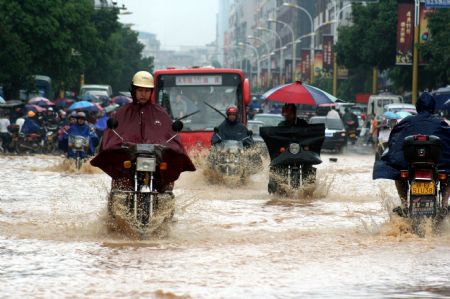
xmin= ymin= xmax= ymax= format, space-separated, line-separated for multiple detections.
xmin=410 ymin=197 xmax=435 ymax=217
xmin=411 ymin=181 xmax=435 ymax=195
xmin=325 ymin=132 xmax=333 ymax=137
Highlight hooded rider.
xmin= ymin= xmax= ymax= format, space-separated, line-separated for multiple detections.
xmin=373 ymin=92 xmax=450 ymax=216
xmin=65 ymin=111 xmax=98 ymax=158
xmin=90 ymin=71 xmax=195 ymax=192
xmin=211 ymin=105 xmax=254 ymax=147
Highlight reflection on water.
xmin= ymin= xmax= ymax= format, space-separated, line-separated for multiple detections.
xmin=2 ymin=153 xmax=450 ymax=298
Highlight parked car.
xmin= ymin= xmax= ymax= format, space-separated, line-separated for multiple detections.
xmin=253 ymin=113 xmax=284 ymax=127
xmin=309 ymin=116 xmax=347 ymax=153
xmin=383 ymin=103 xmax=417 ymax=115
xmin=247 ymin=120 xmax=268 ymax=156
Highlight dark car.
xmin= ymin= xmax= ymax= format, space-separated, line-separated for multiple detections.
xmin=309 ymin=116 xmax=347 ymax=153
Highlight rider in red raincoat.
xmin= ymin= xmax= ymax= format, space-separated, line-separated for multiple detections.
xmin=91 ymin=71 xmax=195 ymax=192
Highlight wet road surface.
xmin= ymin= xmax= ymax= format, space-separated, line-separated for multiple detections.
xmin=2 ymin=151 xmax=450 ymax=298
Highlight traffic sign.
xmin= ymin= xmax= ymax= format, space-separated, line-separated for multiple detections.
xmin=425 ymin=0 xmax=450 ymax=8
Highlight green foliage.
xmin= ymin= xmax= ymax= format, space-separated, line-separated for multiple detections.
xmin=0 ymin=0 xmax=153 ymax=100
xmin=421 ymin=9 xmax=450 ymax=86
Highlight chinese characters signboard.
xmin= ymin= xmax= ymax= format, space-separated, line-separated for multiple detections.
xmin=425 ymin=0 xmax=450 ymax=8
xmin=175 ymin=76 xmax=222 ymax=86
xmin=396 ymin=2 xmax=414 ymax=65
xmin=322 ymin=35 xmax=334 ymax=73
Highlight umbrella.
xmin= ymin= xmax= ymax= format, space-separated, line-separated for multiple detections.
xmin=86 ymin=102 xmax=104 ymax=112
xmin=383 ymin=111 xmax=401 ymax=119
xmin=80 ymin=94 xmax=98 ymax=102
xmin=29 ymin=97 xmax=53 ymax=106
xmin=262 ymin=81 xmax=334 ymax=105
xmin=0 ymin=100 xmax=23 ymax=108
xmin=111 ymin=96 xmax=132 ymax=106
xmin=0 ymin=96 xmax=5 ymax=104
xmin=54 ymin=98 xmax=74 ymax=107
xmin=303 ymin=84 xmax=339 ymax=103
xmin=104 ymin=104 xmax=120 ymax=113
xmin=68 ymin=100 xmax=94 ymax=111
xmin=25 ymin=104 xmax=46 ymax=113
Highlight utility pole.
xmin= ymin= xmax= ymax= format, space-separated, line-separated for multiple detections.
xmin=412 ymin=0 xmax=420 ymax=105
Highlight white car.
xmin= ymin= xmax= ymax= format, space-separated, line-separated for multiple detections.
xmin=384 ymin=103 xmax=417 ymax=115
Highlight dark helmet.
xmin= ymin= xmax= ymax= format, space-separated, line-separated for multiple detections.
xmin=416 ymin=92 xmax=435 ymax=113
xmin=76 ymin=111 xmax=86 ymax=119
xmin=226 ymin=105 xmax=238 ymax=115
xmin=443 ymin=99 xmax=450 ymax=119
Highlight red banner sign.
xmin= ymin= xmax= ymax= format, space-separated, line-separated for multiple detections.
xmin=322 ymin=35 xmax=334 ymax=73
xmin=396 ymin=2 xmax=414 ymax=65
xmin=300 ymin=49 xmax=311 ymax=82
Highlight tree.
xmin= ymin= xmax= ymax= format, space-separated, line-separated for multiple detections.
xmin=421 ymin=9 xmax=450 ymax=87
xmin=0 ymin=0 xmax=154 ymax=99
xmin=334 ymin=0 xmax=397 ymax=97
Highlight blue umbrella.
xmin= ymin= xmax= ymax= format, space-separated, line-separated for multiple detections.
xmin=68 ymin=100 xmax=94 ymax=111
xmin=0 ymin=96 xmax=5 ymax=104
xmin=80 ymin=94 xmax=98 ymax=102
xmin=383 ymin=111 xmax=401 ymax=119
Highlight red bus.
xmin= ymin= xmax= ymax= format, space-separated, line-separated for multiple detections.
xmin=152 ymin=68 xmax=250 ymax=150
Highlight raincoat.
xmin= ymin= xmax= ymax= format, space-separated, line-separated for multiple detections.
xmin=64 ymin=123 xmax=98 ymax=158
xmin=373 ymin=93 xmax=450 ymax=180
xmin=211 ymin=119 xmax=253 ymax=147
xmin=21 ymin=117 xmax=42 ymax=134
xmin=90 ymin=99 xmax=195 ymax=191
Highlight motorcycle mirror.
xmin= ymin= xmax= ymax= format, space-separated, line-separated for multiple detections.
xmin=213 ymin=127 xmax=219 ymax=133
xmin=172 ymin=120 xmax=183 ymax=132
xmin=107 ymin=118 xmax=119 ymax=129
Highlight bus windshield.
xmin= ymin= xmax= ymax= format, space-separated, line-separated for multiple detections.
xmin=156 ymin=73 xmax=242 ymax=131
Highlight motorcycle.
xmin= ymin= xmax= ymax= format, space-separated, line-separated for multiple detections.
xmin=208 ymin=133 xmax=262 ymax=178
xmin=260 ymin=124 xmax=325 ymax=195
xmin=43 ymin=124 xmax=59 ymax=154
xmin=16 ymin=131 xmax=44 ymax=154
xmin=106 ymin=118 xmax=182 ymax=237
xmin=68 ymin=135 xmax=89 ymax=170
xmin=395 ymin=134 xmax=448 ymax=233
xmin=344 ymin=120 xmax=357 ymax=144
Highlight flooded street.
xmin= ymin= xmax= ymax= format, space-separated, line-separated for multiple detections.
xmin=2 ymin=152 xmax=450 ymax=298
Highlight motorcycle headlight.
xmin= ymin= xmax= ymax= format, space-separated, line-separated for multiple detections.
xmin=289 ymin=143 xmax=300 ymax=154
xmin=136 ymin=157 xmax=156 ymax=172
xmin=74 ymin=139 xmax=84 ymax=148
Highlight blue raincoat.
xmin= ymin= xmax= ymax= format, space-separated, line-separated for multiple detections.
xmin=64 ymin=124 xmax=98 ymax=158
xmin=21 ymin=117 xmax=42 ymax=134
xmin=373 ymin=93 xmax=450 ymax=180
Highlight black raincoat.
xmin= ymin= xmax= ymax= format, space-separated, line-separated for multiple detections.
xmin=373 ymin=93 xmax=450 ymax=180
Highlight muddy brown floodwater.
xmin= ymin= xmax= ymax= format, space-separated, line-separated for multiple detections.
xmin=1 ymin=153 xmax=450 ymax=298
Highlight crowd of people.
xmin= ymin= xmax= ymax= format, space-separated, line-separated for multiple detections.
xmin=0 ymin=95 xmax=117 ymax=156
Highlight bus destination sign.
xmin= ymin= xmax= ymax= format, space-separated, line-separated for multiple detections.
xmin=175 ymin=75 xmax=222 ymax=86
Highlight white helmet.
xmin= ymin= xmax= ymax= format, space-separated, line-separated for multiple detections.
xmin=132 ymin=71 xmax=154 ymax=88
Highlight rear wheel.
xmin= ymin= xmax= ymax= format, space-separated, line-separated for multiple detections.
xmin=75 ymin=156 xmax=82 ymax=170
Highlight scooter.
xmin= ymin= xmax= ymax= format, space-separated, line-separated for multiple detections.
xmin=260 ymin=124 xmax=325 ymax=195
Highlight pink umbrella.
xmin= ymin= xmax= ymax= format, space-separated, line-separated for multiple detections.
xmin=28 ymin=97 xmax=54 ymax=106
xmin=25 ymin=104 xmax=46 ymax=113
xmin=93 ymin=102 xmax=104 ymax=111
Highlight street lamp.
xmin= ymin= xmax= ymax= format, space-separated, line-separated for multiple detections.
xmin=268 ymin=18 xmax=296 ymax=82
xmin=238 ymin=42 xmax=261 ymax=89
xmin=248 ymin=35 xmax=271 ymax=87
xmin=282 ymin=2 xmax=315 ymax=83
xmin=256 ymin=26 xmax=284 ymax=84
